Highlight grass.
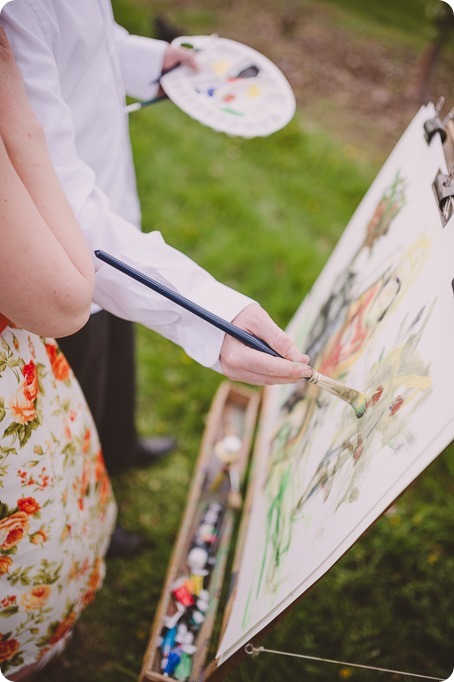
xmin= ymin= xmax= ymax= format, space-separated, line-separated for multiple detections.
xmin=37 ymin=1 xmax=453 ymax=681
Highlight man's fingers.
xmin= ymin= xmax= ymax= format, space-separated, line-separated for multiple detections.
xmin=221 ymin=304 xmax=312 ymax=386
xmin=231 ymin=304 xmax=308 ymax=363
xmin=266 ymin=327 xmax=309 ymax=363
xmin=178 ymin=48 xmax=198 ymax=71
xmin=221 ymin=342 xmax=312 ymax=386
xmin=163 ymin=45 xmax=199 ymax=73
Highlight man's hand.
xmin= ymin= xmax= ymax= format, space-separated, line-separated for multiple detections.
xmin=220 ymin=303 xmax=312 ymax=386
xmin=162 ymin=44 xmax=198 ymax=74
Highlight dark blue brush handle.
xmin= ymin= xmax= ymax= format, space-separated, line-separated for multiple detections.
xmin=95 ymin=250 xmax=283 ymax=358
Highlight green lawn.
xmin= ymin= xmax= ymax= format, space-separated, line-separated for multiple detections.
xmin=38 ymin=1 xmax=453 ymax=681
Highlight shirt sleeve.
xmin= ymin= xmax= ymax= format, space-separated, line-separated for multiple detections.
xmin=0 ymin=4 xmax=255 ymax=371
xmin=112 ymin=22 xmax=168 ymax=101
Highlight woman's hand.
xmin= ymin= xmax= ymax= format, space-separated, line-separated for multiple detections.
xmin=220 ymin=303 xmax=312 ymax=385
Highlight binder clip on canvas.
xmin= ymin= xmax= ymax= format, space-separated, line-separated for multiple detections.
xmin=427 ymin=97 xmax=454 ymax=226
xmin=433 ymin=165 xmax=454 ymax=226
xmin=423 ymin=95 xmax=454 ymax=144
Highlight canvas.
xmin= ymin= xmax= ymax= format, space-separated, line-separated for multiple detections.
xmin=217 ymin=104 xmax=454 ymax=662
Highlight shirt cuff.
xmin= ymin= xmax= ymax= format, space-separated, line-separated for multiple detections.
xmin=117 ymin=32 xmax=168 ymax=101
xmin=182 ymin=279 xmax=255 ymax=372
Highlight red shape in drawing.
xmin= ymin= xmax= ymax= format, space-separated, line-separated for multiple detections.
xmin=367 ymin=385 xmax=384 ymax=407
xmin=389 ymin=395 xmax=404 ymax=416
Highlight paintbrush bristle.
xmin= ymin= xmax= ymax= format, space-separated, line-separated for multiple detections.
xmin=350 ymin=392 xmax=367 ymax=419
xmin=308 ymin=370 xmax=367 ymax=419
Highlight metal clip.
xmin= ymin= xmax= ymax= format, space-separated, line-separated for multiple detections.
xmin=424 ymin=97 xmax=447 ymax=144
xmin=433 ymin=164 xmax=454 ymax=226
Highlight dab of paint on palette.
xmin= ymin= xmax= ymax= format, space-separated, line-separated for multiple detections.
xmin=222 ymin=106 xmax=243 ymax=116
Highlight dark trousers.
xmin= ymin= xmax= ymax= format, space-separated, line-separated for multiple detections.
xmin=58 ymin=311 xmax=137 ymax=475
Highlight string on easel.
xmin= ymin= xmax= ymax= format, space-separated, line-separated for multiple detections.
xmin=244 ymin=644 xmax=446 ymax=681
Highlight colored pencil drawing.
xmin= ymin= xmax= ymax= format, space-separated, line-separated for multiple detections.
xmin=295 ymin=301 xmax=434 ymax=520
xmin=251 ymin=226 xmax=432 ymax=605
xmin=252 ymin=301 xmax=433 ymax=607
xmin=217 ymin=105 xmax=454 ymax=662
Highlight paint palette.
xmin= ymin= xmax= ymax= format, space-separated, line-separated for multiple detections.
xmin=160 ymin=35 xmax=296 ymax=138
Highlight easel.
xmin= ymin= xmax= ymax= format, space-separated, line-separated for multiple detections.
xmin=139 ymin=106 xmax=454 ymax=682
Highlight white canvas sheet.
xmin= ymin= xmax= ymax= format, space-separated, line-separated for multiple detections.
xmin=218 ymin=105 xmax=454 ymax=662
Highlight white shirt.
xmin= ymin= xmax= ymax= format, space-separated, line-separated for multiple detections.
xmin=1 ymin=0 xmax=253 ymax=369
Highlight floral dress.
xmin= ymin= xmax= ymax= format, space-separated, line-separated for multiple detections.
xmin=0 ymin=322 xmax=117 ymax=678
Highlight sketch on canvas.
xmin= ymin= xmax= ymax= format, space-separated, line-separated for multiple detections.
xmin=217 ymin=104 xmax=454 ymax=662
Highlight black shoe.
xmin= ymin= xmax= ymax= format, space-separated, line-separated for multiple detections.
xmin=131 ymin=436 xmax=177 ymax=467
xmin=106 ymin=524 xmax=145 ymax=558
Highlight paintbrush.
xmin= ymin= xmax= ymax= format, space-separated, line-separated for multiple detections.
xmin=94 ymin=250 xmax=367 ymax=418
xmin=125 ymin=95 xmax=168 ymax=114
xmin=306 ymin=371 xmax=367 ymax=418
xmin=125 ymin=66 xmax=180 ymax=113
xmin=125 ymin=65 xmax=182 ymax=113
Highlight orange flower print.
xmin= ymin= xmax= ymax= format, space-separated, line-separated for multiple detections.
xmin=45 ymin=343 xmax=70 ymax=381
xmin=8 ymin=392 xmax=36 ymax=424
xmin=0 ymin=329 xmax=117 ymax=670
xmin=59 ymin=523 xmax=71 ymax=543
xmin=80 ymin=559 xmax=104 ymax=608
xmin=0 ymin=635 xmax=20 ymax=663
xmin=17 ymin=467 xmax=52 ymax=491
xmin=0 ymin=512 xmax=30 ymax=551
xmin=82 ymin=428 xmax=91 ymax=454
xmin=68 ymin=560 xmax=81 ymax=582
xmin=37 ymin=645 xmax=51 ymax=661
xmin=94 ymin=449 xmax=106 ymax=482
xmin=0 ymin=595 xmax=16 ymax=609
xmin=21 ymin=585 xmax=51 ymax=611
xmin=81 ymin=589 xmax=95 ymax=608
xmin=88 ymin=558 xmax=103 ymax=592
xmin=76 ymin=459 xmax=92 ymax=511
xmin=99 ymin=474 xmax=111 ymax=506
xmin=64 ymin=420 xmax=72 ymax=441
xmin=0 ymin=556 xmax=13 ymax=575
xmin=48 ymin=611 xmax=77 ymax=645
xmin=44 ymin=342 xmax=57 ymax=363
xmin=17 ymin=497 xmax=41 ymax=515
xmin=30 ymin=525 xmax=48 ymax=546
xmin=21 ymin=360 xmax=38 ymax=402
